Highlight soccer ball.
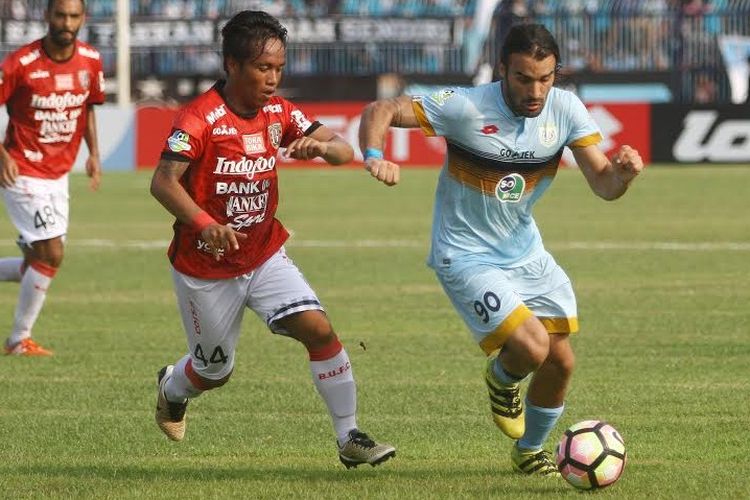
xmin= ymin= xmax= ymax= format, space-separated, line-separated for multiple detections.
xmin=555 ymin=420 xmax=627 ymax=490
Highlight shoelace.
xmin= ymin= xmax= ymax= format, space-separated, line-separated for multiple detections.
xmin=531 ymin=450 xmax=558 ymax=474
xmin=349 ymin=432 xmax=376 ymax=449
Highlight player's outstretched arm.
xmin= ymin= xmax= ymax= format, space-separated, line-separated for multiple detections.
xmin=150 ymin=158 xmax=246 ymax=260
xmin=571 ymin=144 xmax=645 ymax=201
xmin=358 ymin=95 xmax=419 ymax=187
xmin=284 ymin=125 xmax=353 ymax=165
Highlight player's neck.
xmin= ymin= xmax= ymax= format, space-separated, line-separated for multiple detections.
xmin=221 ymin=80 xmax=259 ymax=118
xmin=41 ymin=36 xmax=76 ymax=63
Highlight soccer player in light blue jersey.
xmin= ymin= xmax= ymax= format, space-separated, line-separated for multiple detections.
xmin=358 ymin=24 xmax=644 ymax=477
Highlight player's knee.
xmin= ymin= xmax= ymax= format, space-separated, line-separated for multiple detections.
xmin=549 ymin=347 xmax=575 ymax=379
xmin=513 ymin=325 xmax=549 ymax=368
xmin=284 ymin=311 xmax=336 ymax=350
xmin=194 ymin=369 xmax=233 ymax=390
xmin=302 ymin=321 xmax=336 ymax=350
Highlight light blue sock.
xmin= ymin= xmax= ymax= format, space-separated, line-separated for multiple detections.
xmin=517 ymin=400 xmax=564 ymax=451
xmin=492 ymin=358 xmax=525 ymax=385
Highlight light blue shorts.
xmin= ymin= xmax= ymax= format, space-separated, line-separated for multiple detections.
xmin=434 ymin=250 xmax=578 ymax=354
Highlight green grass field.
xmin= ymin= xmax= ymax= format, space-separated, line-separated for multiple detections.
xmin=0 ymin=165 xmax=748 ymax=499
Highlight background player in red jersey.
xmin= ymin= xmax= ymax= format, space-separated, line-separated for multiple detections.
xmin=150 ymin=10 xmax=396 ymax=468
xmin=0 ymin=0 xmax=104 ymax=356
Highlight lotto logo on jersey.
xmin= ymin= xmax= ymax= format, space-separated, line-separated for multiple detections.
xmin=495 ymin=173 xmax=526 ymax=203
xmin=242 ymin=133 xmax=266 ymax=155
xmin=167 ymin=129 xmax=192 ymax=153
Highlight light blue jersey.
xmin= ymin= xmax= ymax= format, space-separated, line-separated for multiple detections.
xmin=412 ymin=83 xmax=601 ymax=270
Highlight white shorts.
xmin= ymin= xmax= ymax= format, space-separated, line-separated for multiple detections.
xmin=171 ymin=246 xmax=324 ymax=380
xmin=434 ymin=250 xmax=578 ymax=354
xmin=1 ymin=175 xmax=69 ymax=245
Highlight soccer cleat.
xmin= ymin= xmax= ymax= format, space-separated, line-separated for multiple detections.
xmin=485 ymin=352 xmax=524 ymax=439
xmin=338 ymin=429 xmax=396 ymax=469
xmin=155 ymin=365 xmax=188 ymax=441
xmin=511 ymin=444 xmax=561 ymax=478
xmin=3 ymin=338 xmax=53 ymax=356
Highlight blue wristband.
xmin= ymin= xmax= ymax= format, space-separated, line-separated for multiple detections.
xmin=364 ymin=148 xmax=384 ymax=161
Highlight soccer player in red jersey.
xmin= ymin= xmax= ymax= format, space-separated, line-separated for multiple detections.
xmin=151 ymin=10 xmax=396 ymax=468
xmin=0 ymin=0 xmax=104 ymax=356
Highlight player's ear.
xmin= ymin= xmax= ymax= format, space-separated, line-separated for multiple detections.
xmin=225 ymin=57 xmax=239 ymax=78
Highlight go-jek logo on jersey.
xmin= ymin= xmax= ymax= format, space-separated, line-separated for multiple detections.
xmin=495 ymin=173 xmax=525 ymax=203
xmin=167 ymin=129 xmax=191 ymax=153
xmin=213 ymin=156 xmax=276 ymax=179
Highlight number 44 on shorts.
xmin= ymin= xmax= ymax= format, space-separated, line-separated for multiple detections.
xmin=194 ymin=343 xmax=228 ymax=367
xmin=34 ymin=206 xmax=56 ymax=229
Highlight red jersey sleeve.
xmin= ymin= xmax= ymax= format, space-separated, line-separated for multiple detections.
xmin=280 ymin=99 xmax=320 ymax=148
xmin=0 ymin=56 xmax=20 ymax=106
xmin=161 ymin=107 xmax=208 ymax=162
xmin=88 ymin=56 xmax=105 ymax=105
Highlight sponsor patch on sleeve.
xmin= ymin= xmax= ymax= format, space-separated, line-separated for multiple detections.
xmin=430 ymin=89 xmax=455 ymax=106
xmin=167 ymin=129 xmax=192 ymax=153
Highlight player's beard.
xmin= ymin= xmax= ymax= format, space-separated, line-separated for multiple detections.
xmin=501 ymin=80 xmax=546 ymax=118
xmin=48 ymin=26 xmax=78 ymax=48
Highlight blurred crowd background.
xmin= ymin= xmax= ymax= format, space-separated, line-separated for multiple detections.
xmin=2 ymin=0 xmax=750 ymax=103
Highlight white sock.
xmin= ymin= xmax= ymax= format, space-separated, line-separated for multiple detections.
xmin=164 ymin=354 xmax=203 ymax=402
xmin=309 ymin=344 xmax=358 ymax=444
xmin=0 ymin=257 xmax=23 ymax=282
xmin=8 ymin=264 xmax=54 ymax=345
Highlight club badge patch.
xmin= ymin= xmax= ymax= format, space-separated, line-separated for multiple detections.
xmin=78 ymin=70 xmax=90 ymax=89
xmin=267 ymin=123 xmax=282 ymax=149
xmin=538 ymin=122 xmax=558 ymax=147
xmin=495 ymin=173 xmax=525 ymax=203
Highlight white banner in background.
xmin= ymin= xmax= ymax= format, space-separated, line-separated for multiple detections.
xmin=718 ymin=35 xmax=750 ymax=104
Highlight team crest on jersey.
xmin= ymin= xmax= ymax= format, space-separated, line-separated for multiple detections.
xmin=430 ymin=89 xmax=455 ymax=106
xmin=55 ymin=74 xmax=74 ymax=91
xmin=538 ymin=122 xmax=558 ymax=147
xmin=78 ymin=70 xmax=90 ymax=89
xmin=167 ymin=129 xmax=192 ymax=153
xmin=242 ymin=133 xmax=266 ymax=155
xmin=267 ymin=123 xmax=282 ymax=149
xmin=495 ymin=173 xmax=525 ymax=203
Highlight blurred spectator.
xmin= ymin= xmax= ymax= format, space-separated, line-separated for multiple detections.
xmin=693 ymin=71 xmax=718 ymax=103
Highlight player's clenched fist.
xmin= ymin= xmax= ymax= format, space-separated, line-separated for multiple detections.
xmin=285 ymin=137 xmax=328 ymax=160
xmin=611 ymin=145 xmax=644 ymax=184
xmin=365 ymin=158 xmax=400 ymax=186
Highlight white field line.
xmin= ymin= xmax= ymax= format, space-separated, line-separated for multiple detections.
xmin=0 ymin=238 xmax=747 ymax=251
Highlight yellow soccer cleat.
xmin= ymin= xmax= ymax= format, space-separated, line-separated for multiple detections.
xmin=511 ymin=443 xmax=561 ymax=478
xmin=155 ymin=365 xmax=188 ymax=441
xmin=485 ymin=352 xmax=524 ymax=439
